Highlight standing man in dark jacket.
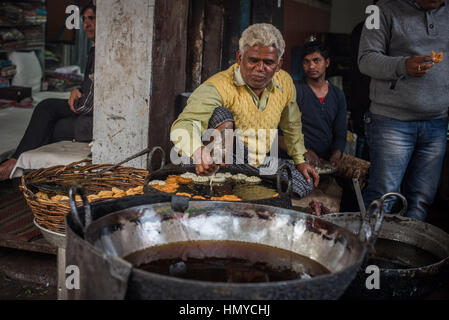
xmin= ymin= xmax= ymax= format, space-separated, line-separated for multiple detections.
xmin=0 ymin=2 xmax=96 ymax=181
xmin=359 ymin=0 xmax=449 ymax=221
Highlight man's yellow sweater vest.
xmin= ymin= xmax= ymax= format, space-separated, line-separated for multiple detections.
xmin=206 ymin=64 xmax=294 ymax=166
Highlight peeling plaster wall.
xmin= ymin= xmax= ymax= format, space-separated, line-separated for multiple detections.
xmin=93 ymin=0 xmax=155 ymax=168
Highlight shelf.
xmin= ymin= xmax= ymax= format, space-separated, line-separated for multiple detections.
xmin=0 ymin=23 xmax=46 ymax=28
xmin=0 ymin=46 xmax=44 ymax=53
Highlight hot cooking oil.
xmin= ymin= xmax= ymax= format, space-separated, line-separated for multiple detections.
xmin=124 ymin=240 xmax=330 ymax=283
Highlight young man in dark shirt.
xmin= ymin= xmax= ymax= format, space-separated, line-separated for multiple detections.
xmin=281 ymin=40 xmax=347 ymax=169
xmin=0 ymin=2 xmax=96 ymax=181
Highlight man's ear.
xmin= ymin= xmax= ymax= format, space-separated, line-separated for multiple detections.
xmin=276 ymin=57 xmax=283 ymax=72
xmin=325 ymin=58 xmax=330 ymax=68
xmin=236 ymin=50 xmax=242 ymax=65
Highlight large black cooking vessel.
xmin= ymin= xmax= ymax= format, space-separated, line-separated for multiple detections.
xmin=66 ymin=185 xmax=384 ymax=300
xmin=323 ymin=193 xmax=449 ymax=299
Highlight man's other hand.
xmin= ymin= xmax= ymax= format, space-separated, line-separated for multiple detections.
xmin=297 ymin=162 xmax=319 ymax=188
xmin=193 ymin=146 xmax=219 ymax=176
xmin=68 ymin=89 xmax=82 ymax=114
xmin=406 ymin=56 xmax=435 ymax=77
xmin=329 ymin=150 xmax=342 ymax=168
xmin=304 ymin=150 xmax=321 ymax=167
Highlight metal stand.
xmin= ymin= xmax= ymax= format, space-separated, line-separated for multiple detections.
xmin=34 ymin=220 xmax=67 ymax=300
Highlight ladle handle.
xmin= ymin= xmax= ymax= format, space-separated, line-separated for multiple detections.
xmin=143 ymin=147 xmax=166 ymax=187
xmin=69 ymin=184 xmax=92 ymax=235
xmin=276 ymin=163 xmax=293 ymax=196
xmin=171 ymin=195 xmax=189 ymax=213
xmin=146 ymin=146 xmax=166 ymax=173
xmin=380 ymin=192 xmax=408 ymax=216
xmin=358 ymin=199 xmax=384 ymax=249
xmin=95 ymin=147 xmax=159 ymax=176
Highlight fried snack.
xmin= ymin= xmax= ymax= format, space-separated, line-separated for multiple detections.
xmin=132 ymin=185 xmax=144 ymax=192
xmin=154 ymin=184 xmax=178 ymax=194
xmin=51 ymin=195 xmax=63 ymax=201
xmin=211 ymin=195 xmax=242 ymax=202
xmin=192 ymin=195 xmax=206 ymax=200
xmin=165 ymin=175 xmax=179 ymax=184
xmin=176 ymin=176 xmax=193 ymax=184
xmin=181 ymin=172 xmax=197 ymax=179
xmin=125 ymin=186 xmax=144 ymax=196
xmin=148 ymin=180 xmax=166 ymax=186
xmin=165 ymin=182 xmax=179 ymax=189
xmin=192 ymin=175 xmax=209 ymax=183
xmin=112 ymin=187 xmax=124 ymax=194
xmin=36 ymin=192 xmax=49 ymax=200
xmin=126 ymin=188 xmax=141 ymax=196
xmin=231 ymin=173 xmax=247 ymax=182
xmin=432 ymin=51 xmax=444 ymax=63
xmin=51 ymin=194 xmax=79 ymax=202
xmin=245 ymin=176 xmax=262 ymax=184
xmin=98 ymin=190 xmax=114 ymax=198
xmin=176 ymin=192 xmax=192 ymax=198
xmin=112 ymin=192 xmax=126 ymax=198
xmin=273 ymin=193 xmax=279 ymax=198
xmin=87 ymin=194 xmax=100 ymax=202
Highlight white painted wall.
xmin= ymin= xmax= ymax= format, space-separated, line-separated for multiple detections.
xmin=93 ymin=0 xmax=155 ymax=168
xmin=330 ymin=0 xmax=373 ymax=34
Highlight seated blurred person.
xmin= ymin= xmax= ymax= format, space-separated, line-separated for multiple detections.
xmin=280 ymin=40 xmax=347 ymax=169
xmin=0 ymin=2 xmax=96 ymax=181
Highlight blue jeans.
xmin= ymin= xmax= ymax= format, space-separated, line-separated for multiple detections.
xmin=363 ymin=112 xmax=448 ymax=221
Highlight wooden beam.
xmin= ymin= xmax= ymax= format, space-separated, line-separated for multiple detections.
xmin=186 ymin=0 xmax=207 ymax=92
xmin=221 ymin=0 xmax=240 ymax=69
xmin=201 ymin=0 xmax=224 ymax=81
xmin=148 ymin=0 xmax=189 ymax=165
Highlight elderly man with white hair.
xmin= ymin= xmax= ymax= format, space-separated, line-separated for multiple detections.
xmin=171 ymin=23 xmax=318 ymax=198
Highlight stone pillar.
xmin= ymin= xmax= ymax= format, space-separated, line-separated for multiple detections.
xmin=92 ymin=0 xmax=155 ymax=168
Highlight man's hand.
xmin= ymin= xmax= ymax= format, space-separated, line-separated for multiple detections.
xmin=68 ymin=89 xmax=82 ymax=114
xmin=406 ymin=56 xmax=435 ymax=77
xmin=193 ymin=146 xmax=219 ymax=176
xmin=304 ymin=150 xmax=321 ymax=167
xmin=297 ymin=162 xmax=320 ymax=188
xmin=329 ymin=150 xmax=342 ymax=168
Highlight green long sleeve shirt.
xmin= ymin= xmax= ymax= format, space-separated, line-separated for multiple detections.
xmin=170 ymin=67 xmax=307 ymax=165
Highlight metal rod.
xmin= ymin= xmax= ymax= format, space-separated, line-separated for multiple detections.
xmin=353 ymin=178 xmax=366 ymax=218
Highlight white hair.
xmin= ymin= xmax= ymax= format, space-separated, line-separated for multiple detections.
xmin=239 ymin=23 xmax=285 ymax=61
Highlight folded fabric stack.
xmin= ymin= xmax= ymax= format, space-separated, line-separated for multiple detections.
xmin=0 ymin=2 xmax=24 ymax=25
xmin=22 ymin=26 xmax=44 ymax=48
xmin=0 ymin=2 xmax=46 ymax=50
xmin=20 ymin=3 xmax=47 ymax=25
xmin=0 ymin=64 xmax=16 ymax=77
xmin=0 ymin=59 xmax=16 ymax=88
xmin=0 ymin=28 xmax=26 ymax=50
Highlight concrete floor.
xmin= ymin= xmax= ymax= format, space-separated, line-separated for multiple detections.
xmin=0 ymin=247 xmax=57 ymax=300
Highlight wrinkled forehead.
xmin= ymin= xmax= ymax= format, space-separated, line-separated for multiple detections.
xmin=243 ymin=45 xmax=280 ymax=59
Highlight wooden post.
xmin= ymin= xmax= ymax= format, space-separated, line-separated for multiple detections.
xmin=147 ymin=0 xmax=189 ymax=165
xmin=201 ymin=0 xmax=224 ymax=81
xmin=186 ymin=0 xmax=206 ymax=92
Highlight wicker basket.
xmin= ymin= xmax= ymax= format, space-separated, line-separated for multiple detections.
xmin=20 ymin=159 xmax=148 ymax=234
